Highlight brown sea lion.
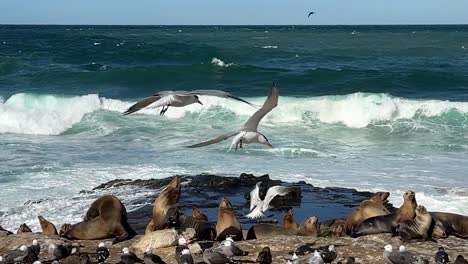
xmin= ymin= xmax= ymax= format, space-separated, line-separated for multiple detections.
xmin=17 ymin=223 xmax=32 ymax=233
xmin=351 ymin=190 xmax=419 ymax=237
xmin=431 ymin=212 xmax=468 ymax=239
xmin=345 ymin=192 xmax=391 ymax=234
xmin=283 ymin=208 xmax=298 ymax=231
xmin=60 ymin=195 xmax=136 ymax=244
xmin=397 ymin=205 xmax=433 ymax=241
xmin=175 ymin=213 xmax=216 ymax=240
xmin=193 ymin=207 xmax=208 ymax=221
xmin=247 ymin=216 xmax=319 ymax=239
xmin=297 ymin=216 xmax=320 ymax=236
xmin=318 ymin=218 xmax=346 ymax=237
xmin=38 ymin=216 xmax=58 ymax=235
xmin=432 ymin=221 xmax=447 ymax=239
xmin=395 ymin=190 xmax=417 ymax=223
xmin=145 ymin=220 xmax=155 ymax=235
xmin=152 ymin=177 xmax=181 ymax=232
xmin=215 ymin=197 xmax=242 ymax=241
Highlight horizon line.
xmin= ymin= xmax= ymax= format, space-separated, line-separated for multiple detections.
xmin=1 ymin=23 xmax=468 ymax=27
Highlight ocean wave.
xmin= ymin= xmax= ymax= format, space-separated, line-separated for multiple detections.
xmin=261 ymin=45 xmax=278 ymax=49
xmin=211 ymin=57 xmax=233 ymax=67
xmin=0 ymin=93 xmax=100 ymax=135
xmin=2 ymin=92 xmax=468 ymax=135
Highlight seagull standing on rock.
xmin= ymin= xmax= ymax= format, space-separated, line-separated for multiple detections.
xmin=287 ymin=252 xmax=300 ymax=264
xmin=308 ymin=250 xmax=324 ymax=264
xmin=435 ymin=247 xmax=449 ymax=264
xmin=96 ymin=242 xmax=110 ymax=263
xmin=178 ymin=249 xmax=194 ymax=264
xmin=187 ymin=84 xmax=278 ymax=150
xmin=202 ymin=248 xmax=235 ymax=264
xmin=119 ymin=247 xmax=143 ymax=264
xmin=144 ymin=245 xmax=166 ymax=264
xmin=246 ymin=182 xmax=293 ymax=219
xmin=383 ymin=245 xmax=420 ymax=264
xmin=319 ymin=245 xmax=337 ymax=263
xmin=123 ymin=90 xmax=256 ymax=116
xmin=256 ymin=247 xmax=272 ymax=264
xmin=219 ymin=237 xmax=249 ymax=258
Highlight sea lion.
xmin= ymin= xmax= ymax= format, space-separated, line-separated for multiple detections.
xmin=145 ymin=220 xmax=155 ymax=235
xmin=38 ymin=216 xmax=58 ymax=235
xmin=17 ymin=223 xmax=32 ymax=233
xmin=395 ymin=190 xmax=417 ymax=223
xmin=351 ymin=190 xmax=419 ymax=237
xmin=171 ymin=209 xmax=216 ymax=241
xmin=215 ymin=197 xmax=242 ymax=241
xmin=397 ymin=205 xmax=433 ymax=241
xmin=352 ymin=213 xmax=396 ymax=237
xmin=319 ymin=218 xmax=346 ymax=237
xmin=431 ymin=212 xmax=468 ymax=239
xmin=152 ymin=177 xmax=181 ymax=231
xmin=60 ymin=195 xmax=136 ymax=244
xmin=345 ymin=192 xmax=391 ymax=234
xmin=247 ymin=216 xmax=319 ymax=239
xmin=283 ymin=208 xmax=298 ymax=231
xmin=193 ymin=207 xmax=208 ymax=221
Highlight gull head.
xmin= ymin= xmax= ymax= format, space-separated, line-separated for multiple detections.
xmin=122 ymin=247 xmax=130 ymax=254
xmin=399 ymin=245 xmax=406 ymax=252
xmin=258 ymin=133 xmax=273 ymax=148
xmin=98 ymin=242 xmax=106 ymax=248
xmin=384 ymin=245 xmax=393 ymax=252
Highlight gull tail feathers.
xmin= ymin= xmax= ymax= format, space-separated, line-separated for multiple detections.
xmin=245 ymin=208 xmax=265 ymax=219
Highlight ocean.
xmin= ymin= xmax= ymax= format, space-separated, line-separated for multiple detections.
xmin=0 ymin=25 xmax=467 ymax=231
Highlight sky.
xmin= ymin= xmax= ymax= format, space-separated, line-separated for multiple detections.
xmin=1 ymin=0 xmax=468 ymax=25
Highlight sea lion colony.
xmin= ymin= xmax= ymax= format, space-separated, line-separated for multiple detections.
xmin=0 ymin=178 xmax=467 ymax=264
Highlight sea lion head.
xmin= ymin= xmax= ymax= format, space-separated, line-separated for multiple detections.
xmin=331 ymin=224 xmax=345 ymax=237
xmin=219 ymin=197 xmax=233 ymax=209
xmin=300 ymin=216 xmax=319 ymax=234
xmin=59 ymin=223 xmax=72 ymax=237
xmin=415 ymin=205 xmax=427 ymax=215
xmin=169 ymin=176 xmax=181 ymax=189
xmin=165 ymin=206 xmax=181 ymax=227
xmin=285 ymin=208 xmax=293 ymax=217
xmin=432 ymin=222 xmax=447 ymax=239
xmin=17 ymin=223 xmax=32 ymax=233
xmin=370 ymin=192 xmax=390 ymax=202
xmin=403 ymin=190 xmax=416 ymax=202
xmin=38 ymin=215 xmax=49 ymax=227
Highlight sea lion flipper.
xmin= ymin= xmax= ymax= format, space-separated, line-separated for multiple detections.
xmin=112 ymin=231 xmax=129 ymax=245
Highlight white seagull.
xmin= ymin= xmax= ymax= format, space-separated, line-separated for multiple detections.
xmin=246 ymin=182 xmax=293 ymax=219
xmin=187 ymin=83 xmax=278 ymax=150
xmin=123 ymin=90 xmax=257 ymax=116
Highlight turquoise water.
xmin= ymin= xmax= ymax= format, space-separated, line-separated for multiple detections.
xmin=1 ymin=25 xmax=468 ymax=230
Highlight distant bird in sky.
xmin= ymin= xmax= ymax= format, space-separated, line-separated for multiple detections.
xmin=308 ymin=12 xmax=316 ymax=17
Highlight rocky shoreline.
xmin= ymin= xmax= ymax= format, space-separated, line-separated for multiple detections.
xmin=1 ymin=173 xmax=467 ymax=263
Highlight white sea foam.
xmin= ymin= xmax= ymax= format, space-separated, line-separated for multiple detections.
xmin=211 ymin=57 xmax=233 ymax=67
xmin=2 ymin=92 xmax=468 ymax=135
xmin=261 ymin=45 xmax=278 ymax=49
xmin=0 ymin=93 xmax=100 ymax=135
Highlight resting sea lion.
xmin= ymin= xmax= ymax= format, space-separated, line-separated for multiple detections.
xmin=397 ymin=205 xmax=433 ymax=241
xmin=38 ymin=216 xmax=58 ymax=235
xmin=395 ymin=190 xmax=417 ymax=223
xmin=193 ymin=207 xmax=208 ymax=221
xmin=345 ymin=192 xmax=391 ymax=234
xmin=283 ymin=208 xmax=298 ymax=231
xmin=215 ymin=197 xmax=242 ymax=241
xmin=351 ymin=190 xmax=419 ymax=237
xmin=171 ymin=209 xmax=216 ymax=241
xmin=152 ymin=177 xmax=181 ymax=231
xmin=17 ymin=223 xmax=32 ymax=233
xmin=319 ymin=218 xmax=346 ymax=237
xmin=60 ymin=195 xmax=136 ymax=244
xmin=352 ymin=213 xmax=396 ymax=237
xmin=431 ymin=212 xmax=468 ymax=239
xmin=247 ymin=216 xmax=319 ymax=239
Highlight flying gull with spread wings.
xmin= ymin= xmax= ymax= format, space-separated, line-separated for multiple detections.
xmin=123 ymin=90 xmax=256 ymax=116
xmin=186 ymin=83 xmax=278 ymax=150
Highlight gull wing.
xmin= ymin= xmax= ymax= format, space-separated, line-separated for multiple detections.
xmin=245 ymin=207 xmax=265 ymax=219
xmin=261 ymin=185 xmax=292 ymax=212
xmin=123 ymin=96 xmax=161 ymax=115
xmin=240 ymin=84 xmax=278 ymax=132
xmin=250 ymin=183 xmax=262 ymax=210
xmin=189 ymin=90 xmax=258 ymax=107
xmin=186 ymin=132 xmax=238 ymax=148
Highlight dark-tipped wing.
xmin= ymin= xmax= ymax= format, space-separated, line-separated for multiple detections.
xmin=240 ymin=84 xmax=279 ymax=132
xmin=186 ymin=132 xmax=238 ymax=148
xmin=308 ymin=12 xmax=315 ymax=17
xmin=123 ymin=96 xmax=161 ymax=115
xmin=189 ymin=90 xmax=258 ymax=108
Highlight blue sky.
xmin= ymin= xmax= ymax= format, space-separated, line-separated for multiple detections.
xmin=1 ymin=0 xmax=468 ymax=25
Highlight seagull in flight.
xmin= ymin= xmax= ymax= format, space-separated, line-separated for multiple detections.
xmin=187 ymin=83 xmax=278 ymax=150
xmin=246 ymin=182 xmax=293 ymax=219
xmin=308 ymin=12 xmax=316 ymax=17
xmin=123 ymin=90 xmax=256 ymax=116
